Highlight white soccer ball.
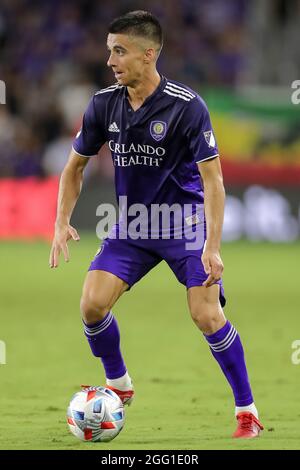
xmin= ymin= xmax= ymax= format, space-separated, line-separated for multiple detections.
xmin=67 ymin=386 xmax=125 ymax=442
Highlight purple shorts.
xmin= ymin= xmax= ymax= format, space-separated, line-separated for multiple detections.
xmin=89 ymin=235 xmax=226 ymax=307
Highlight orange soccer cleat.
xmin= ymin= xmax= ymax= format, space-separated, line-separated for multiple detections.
xmin=233 ymin=412 xmax=264 ymax=439
xmin=105 ymin=385 xmax=135 ymax=406
xmin=80 ymin=384 xmax=135 ymax=406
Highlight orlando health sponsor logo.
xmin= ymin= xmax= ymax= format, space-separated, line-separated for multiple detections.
xmin=108 ymin=140 xmax=166 ymax=167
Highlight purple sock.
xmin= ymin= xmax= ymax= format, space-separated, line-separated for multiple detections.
xmin=83 ymin=312 xmax=127 ymax=380
xmin=204 ymin=320 xmax=254 ymax=406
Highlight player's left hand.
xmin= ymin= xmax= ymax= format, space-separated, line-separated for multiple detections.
xmin=201 ymin=248 xmax=224 ymax=288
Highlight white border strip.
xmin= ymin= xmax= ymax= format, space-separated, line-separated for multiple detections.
xmin=196 ymin=154 xmax=219 ymax=163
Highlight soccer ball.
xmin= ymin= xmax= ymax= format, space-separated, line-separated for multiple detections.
xmin=67 ymin=386 xmax=125 ymax=442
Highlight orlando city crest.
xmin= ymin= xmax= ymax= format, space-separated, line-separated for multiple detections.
xmin=150 ymin=121 xmax=167 ymax=141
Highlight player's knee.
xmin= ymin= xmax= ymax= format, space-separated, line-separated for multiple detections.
xmin=80 ymin=292 xmax=111 ymax=324
xmin=189 ymin=302 xmax=224 ymax=335
xmin=190 ymin=305 xmax=211 ymax=330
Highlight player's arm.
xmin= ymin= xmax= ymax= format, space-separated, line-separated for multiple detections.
xmin=49 ymin=149 xmax=89 ymax=268
xmin=197 ymin=157 xmax=225 ymax=287
xmin=49 ymin=93 xmax=106 ymax=268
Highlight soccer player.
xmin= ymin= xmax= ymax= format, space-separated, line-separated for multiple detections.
xmin=49 ymin=11 xmax=263 ymax=438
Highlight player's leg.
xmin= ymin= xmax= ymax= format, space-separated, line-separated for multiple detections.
xmin=80 ymin=270 xmax=134 ymax=402
xmin=81 ymin=269 xmax=128 ymax=324
xmin=161 ymin=235 xmax=263 ymax=437
xmin=80 ymin=236 xmax=161 ymax=404
xmin=187 ymin=285 xmax=263 ymax=437
xmin=188 ymin=285 xmax=255 ymax=408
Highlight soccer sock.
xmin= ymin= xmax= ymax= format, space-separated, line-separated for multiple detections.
xmin=235 ymin=403 xmax=258 ymax=419
xmin=83 ymin=312 xmax=127 ymax=380
xmin=106 ymin=371 xmax=133 ymax=391
xmin=204 ymin=320 xmax=254 ymax=407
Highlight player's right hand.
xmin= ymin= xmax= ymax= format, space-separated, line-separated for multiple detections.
xmin=49 ymin=224 xmax=80 ymax=268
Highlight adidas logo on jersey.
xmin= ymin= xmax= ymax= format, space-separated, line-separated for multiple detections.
xmin=108 ymin=122 xmax=120 ymax=132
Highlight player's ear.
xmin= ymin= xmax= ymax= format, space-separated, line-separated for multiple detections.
xmin=144 ymin=48 xmax=155 ymax=64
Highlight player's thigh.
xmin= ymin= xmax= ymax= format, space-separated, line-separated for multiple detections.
xmin=81 ymin=270 xmax=129 ymax=315
xmin=159 ymin=237 xmax=226 ymax=307
xmin=89 ymin=236 xmax=161 ymax=288
xmin=187 ymin=284 xmax=221 ymax=312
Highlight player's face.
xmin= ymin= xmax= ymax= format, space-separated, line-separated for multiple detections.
xmin=107 ymin=33 xmax=152 ymax=87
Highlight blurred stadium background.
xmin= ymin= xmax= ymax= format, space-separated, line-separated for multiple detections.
xmin=0 ymin=0 xmax=300 ymax=450
xmin=1 ymin=0 xmax=300 ymax=239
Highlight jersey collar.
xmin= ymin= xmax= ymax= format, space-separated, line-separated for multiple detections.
xmin=124 ymin=75 xmax=167 ymax=111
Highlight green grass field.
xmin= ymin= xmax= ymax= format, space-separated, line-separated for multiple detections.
xmin=1 ymin=235 xmax=300 ymax=450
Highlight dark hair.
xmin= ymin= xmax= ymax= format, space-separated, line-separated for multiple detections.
xmin=108 ymin=10 xmax=163 ymax=51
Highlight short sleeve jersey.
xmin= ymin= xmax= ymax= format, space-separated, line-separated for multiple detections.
xmin=73 ymin=76 xmax=219 ymax=212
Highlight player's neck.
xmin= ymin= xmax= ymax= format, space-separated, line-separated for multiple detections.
xmin=127 ymin=71 xmax=161 ymax=111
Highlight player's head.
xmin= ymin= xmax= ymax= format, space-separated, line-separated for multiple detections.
xmin=107 ymin=10 xmax=163 ymax=86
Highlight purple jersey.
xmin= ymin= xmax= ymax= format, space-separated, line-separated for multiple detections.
xmin=73 ymin=76 xmax=219 ymax=235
